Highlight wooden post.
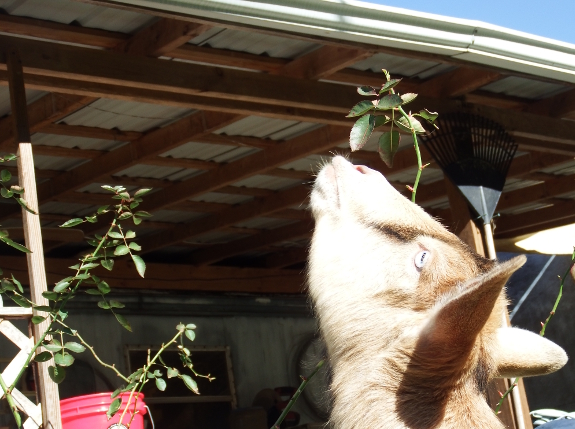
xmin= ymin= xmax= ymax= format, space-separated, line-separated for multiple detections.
xmin=445 ymin=178 xmax=533 ymax=429
xmin=7 ymin=48 xmax=62 ymax=429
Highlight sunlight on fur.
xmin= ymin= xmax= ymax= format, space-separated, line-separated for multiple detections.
xmin=307 ymin=156 xmax=567 ymax=429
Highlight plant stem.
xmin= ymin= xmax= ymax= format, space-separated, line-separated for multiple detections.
xmin=0 ymin=373 xmax=22 ymax=428
xmin=270 ymin=359 xmax=325 ymax=429
xmin=397 ymin=106 xmax=422 ymax=202
xmin=540 ymin=252 xmax=575 ymax=336
xmin=494 ymin=377 xmax=518 ymax=415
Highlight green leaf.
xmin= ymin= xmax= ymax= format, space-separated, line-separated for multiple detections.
xmin=59 ymin=310 xmax=68 ymax=321
xmin=98 ymin=301 xmax=111 ymax=310
xmin=34 ymin=351 xmax=52 ymax=362
xmin=131 ymin=254 xmax=146 ymax=278
xmin=108 ymin=231 xmax=123 ymax=239
xmin=2 ymin=237 xmax=31 ymax=253
xmin=1 ymin=169 xmax=11 ymax=182
xmin=54 ymin=352 xmax=74 ymax=367
xmin=374 ymin=115 xmax=391 ymax=128
xmin=119 ymin=192 xmax=130 ymax=200
xmin=11 ymin=295 xmax=31 ymax=308
xmin=349 ymin=114 xmax=375 ymax=152
xmin=97 ymin=281 xmax=111 ymax=294
xmin=114 ymin=245 xmax=129 ymax=256
xmin=155 ymin=377 xmax=167 ymax=391
xmin=374 ymin=94 xmax=402 ymax=110
xmin=134 ymin=188 xmax=152 ymax=198
xmin=167 ymin=368 xmax=179 ymax=378
xmin=395 ymin=115 xmax=426 ymax=134
xmin=186 ymin=323 xmax=197 ymax=330
xmin=0 ymin=188 xmax=13 ymax=198
xmin=357 ymin=86 xmax=378 ymax=96
xmin=346 ymin=100 xmax=375 ymax=118
xmin=97 ymin=205 xmax=110 ymax=214
xmin=64 ymin=342 xmax=86 ymax=353
xmin=31 ymin=316 xmax=46 ymax=324
xmin=109 ymin=300 xmax=125 ymax=309
xmin=33 ymin=305 xmax=52 ymax=312
xmin=60 ymin=218 xmax=83 ymax=228
xmin=101 ymin=185 xmax=117 ymax=193
xmin=54 ymin=282 xmax=70 ymax=293
xmin=48 ymin=365 xmax=66 ymax=383
xmin=146 ymin=371 xmax=155 ymax=379
xmin=400 ymin=93 xmax=418 ymax=105
xmin=115 ymin=313 xmax=132 ymax=332
xmin=378 ymin=131 xmax=401 ymax=168
xmin=11 ymin=275 xmax=23 ymax=293
xmin=85 ymin=288 xmax=102 ymax=295
xmin=44 ymin=342 xmax=63 ymax=353
xmin=81 ymin=262 xmax=99 ymax=270
xmin=1 ymin=279 xmax=14 ymax=292
xmin=125 ymin=230 xmax=136 ymax=239
xmin=185 ymin=329 xmax=196 ymax=342
xmin=118 ymin=212 xmax=132 ymax=220
xmin=69 ymin=264 xmax=80 ymax=270
xmin=414 ymin=108 xmax=439 ymax=124
xmin=176 ymin=323 xmax=185 ymax=331
xmin=85 ymin=215 xmax=97 ymax=223
xmin=379 ymin=78 xmax=402 ymax=93
xmin=181 ymin=374 xmax=199 ymax=394
xmin=101 ymin=259 xmax=114 ymax=271
xmin=134 ymin=211 xmax=152 ymax=218
xmin=133 ymin=217 xmax=142 ymax=225
xmin=42 ymin=291 xmax=59 ymax=301
xmin=129 ymin=201 xmax=139 ymax=209
xmin=382 ymin=69 xmax=391 ymax=81
xmin=107 ymin=398 xmax=122 ymax=420
xmin=111 ymin=388 xmax=122 ymax=399
xmin=128 ymin=242 xmax=141 ymax=251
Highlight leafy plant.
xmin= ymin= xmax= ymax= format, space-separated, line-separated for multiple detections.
xmin=347 ymin=70 xmax=438 ymax=202
xmin=0 ymin=176 xmax=210 ymax=428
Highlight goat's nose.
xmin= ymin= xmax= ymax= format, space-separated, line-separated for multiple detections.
xmin=355 ymin=165 xmax=370 ymax=174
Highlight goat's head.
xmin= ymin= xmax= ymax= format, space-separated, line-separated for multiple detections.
xmin=307 ymin=156 xmax=567 ymax=429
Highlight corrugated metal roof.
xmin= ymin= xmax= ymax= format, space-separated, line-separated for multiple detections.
xmin=32 ymin=133 xmax=126 ymax=151
xmin=234 ymin=217 xmax=296 ymax=230
xmin=349 ymin=52 xmax=455 ymax=79
xmin=0 ymin=0 xmax=154 ymax=33
xmin=280 ymin=154 xmax=325 ymax=173
xmin=189 ymin=192 xmax=253 ymax=205
xmin=61 ymin=99 xmax=194 ymax=132
xmin=503 ymin=178 xmax=544 ymax=192
xmin=149 ymin=210 xmax=205 ymax=223
xmin=0 ymin=86 xmax=48 ymax=117
xmin=32 ymin=154 xmax=88 ymax=171
xmin=190 ymin=26 xmax=320 ymax=60
xmin=184 ymin=229 xmax=249 ymax=244
xmin=539 ymin=159 xmax=575 ymax=175
xmin=160 ymin=141 xmax=259 ymax=164
xmin=39 ymin=201 xmax=94 ymax=216
xmin=500 ymin=202 xmax=555 ymax=215
xmin=386 ymin=166 xmax=444 ymax=184
xmin=215 ymin=116 xmax=319 ymax=140
xmin=480 ymin=76 xmax=571 ymax=100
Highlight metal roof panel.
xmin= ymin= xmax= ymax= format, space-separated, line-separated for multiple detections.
xmin=480 ymin=76 xmax=571 ymax=100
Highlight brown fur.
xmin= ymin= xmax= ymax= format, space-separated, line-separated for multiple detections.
xmin=307 ymin=157 xmax=567 ymax=429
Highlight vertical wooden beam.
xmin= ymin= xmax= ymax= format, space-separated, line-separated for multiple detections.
xmin=445 ymin=178 xmax=534 ymax=429
xmin=7 ymin=49 xmax=62 ymax=429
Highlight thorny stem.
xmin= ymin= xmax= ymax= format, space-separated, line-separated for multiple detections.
xmin=56 ymin=319 xmax=130 ymax=383
xmin=8 ymin=219 xmax=119 ymax=396
xmin=270 ymin=359 xmax=325 ymax=429
xmin=118 ymin=329 xmax=183 ymax=426
xmin=0 ymin=372 xmax=22 ymax=428
xmin=397 ymin=105 xmax=423 ymax=203
xmin=494 ymin=250 xmax=575 ymax=415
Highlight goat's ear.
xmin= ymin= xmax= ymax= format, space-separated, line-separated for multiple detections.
xmin=494 ymin=328 xmax=567 ymax=377
xmin=421 ymin=256 xmax=526 ymax=351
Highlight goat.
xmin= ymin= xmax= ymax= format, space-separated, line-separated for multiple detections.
xmin=307 ymin=156 xmax=567 ymax=429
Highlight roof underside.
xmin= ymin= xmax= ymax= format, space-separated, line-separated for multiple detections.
xmin=1 ymin=0 xmax=575 ymax=293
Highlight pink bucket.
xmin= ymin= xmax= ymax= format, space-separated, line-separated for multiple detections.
xmin=60 ymin=392 xmax=148 ymax=429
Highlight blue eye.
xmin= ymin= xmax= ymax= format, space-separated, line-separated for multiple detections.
xmin=415 ymin=251 xmax=430 ymax=269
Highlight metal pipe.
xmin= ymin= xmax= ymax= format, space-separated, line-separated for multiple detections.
xmin=483 ymin=221 xmax=527 ymax=429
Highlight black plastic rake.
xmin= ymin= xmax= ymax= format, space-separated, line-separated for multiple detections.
xmin=420 ymin=112 xmax=518 ymax=258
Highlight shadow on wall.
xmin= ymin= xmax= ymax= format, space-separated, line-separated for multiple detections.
xmin=501 ymin=252 xmax=575 ymax=411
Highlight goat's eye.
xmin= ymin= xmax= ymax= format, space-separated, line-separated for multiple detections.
xmin=414 ymin=251 xmax=430 ymax=269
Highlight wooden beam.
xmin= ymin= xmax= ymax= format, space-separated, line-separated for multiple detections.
xmin=495 ymin=199 xmax=575 ymax=237
xmin=498 ymin=174 xmax=575 ymax=212
xmin=141 ymin=125 xmax=349 ymax=212
xmin=421 ymin=67 xmax=503 ymax=98
xmin=464 ymin=92 xmax=527 ymax=110
xmin=261 ymin=247 xmax=308 ymax=269
xmin=515 ymin=136 xmax=575 ymax=156
xmin=0 ymin=92 xmax=95 ymax=151
xmin=3 ymin=256 xmax=304 ymax=293
xmin=139 ymin=185 xmax=310 ymax=253
xmin=278 ymin=46 xmax=373 ymax=80
xmin=114 ymin=19 xmax=211 ymax=57
xmin=41 ymin=123 xmax=143 ymax=141
xmin=188 ymin=220 xmax=313 ymax=266
xmin=526 ymin=88 xmax=575 ymax=119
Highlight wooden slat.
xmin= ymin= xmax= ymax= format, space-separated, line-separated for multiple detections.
xmin=0 ymin=308 xmax=34 ymax=318
xmin=422 ymin=67 xmax=503 ymax=98
xmin=41 ymin=123 xmax=143 ymax=141
xmin=526 ymin=88 xmax=575 ymax=119
xmin=4 ymin=256 xmax=304 ymax=293
xmin=495 ymin=199 xmax=575 ymax=237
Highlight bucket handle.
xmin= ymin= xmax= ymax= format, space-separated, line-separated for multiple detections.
xmin=145 ymin=405 xmax=155 ymax=429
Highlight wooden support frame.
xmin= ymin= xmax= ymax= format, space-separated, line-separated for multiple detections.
xmin=7 ymin=48 xmax=62 ymax=429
